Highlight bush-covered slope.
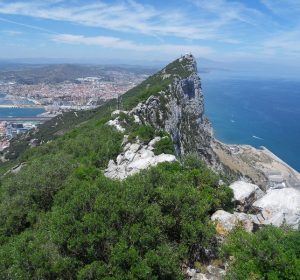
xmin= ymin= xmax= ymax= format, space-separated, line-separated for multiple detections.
xmin=0 ymin=55 xmax=299 ymax=279
xmin=222 ymin=226 xmax=300 ymax=279
xmin=0 ymin=155 xmax=232 ymax=279
xmin=0 ymin=56 xmax=233 ymax=278
xmin=1 ymin=55 xmax=192 ymax=166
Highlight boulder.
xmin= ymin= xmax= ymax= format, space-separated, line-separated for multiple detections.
xmin=111 ymin=110 xmax=128 ymax=116
xmin=229 ymin=181 xmax=264 ymax=211
xmin=104 ymin=137 xmax=176 ymax=180
xmin=187 ymin=265 xmax=225 ymax=280
xmin=107 ymin=118 xmax=125 ymax=132
xmin=211 ymin=210 xmax=255 ymax=235
xmin=253 ymin=188 xmax=300 ymax=229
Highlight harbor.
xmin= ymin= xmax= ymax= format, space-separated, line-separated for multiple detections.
xmin=0 ymin=104 xmax=45 ymax=109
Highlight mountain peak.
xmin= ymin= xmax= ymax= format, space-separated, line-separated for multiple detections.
xmin=161 ymin=53 xmax=197 ymax=79
xmin=128 ymin=53 xmax=216 ymax=165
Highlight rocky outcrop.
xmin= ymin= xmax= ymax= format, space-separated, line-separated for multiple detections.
xmin=104 ymin=136 xmax=176 ymax=180
xmin=212 ymin=180 xmax=300 ymax=232
xmin=187 ymin=265 xmax=225 ymax=280
xmin=131 ymin=54 xmax=218 ymax=168
xmin=211 ymin=210 xmax=256 ymax=235
xmin=229 ymin=181 xmax=264 ymax=211
xmin=253 ymin=188 xmax=300 ymax=229
xmin=107 ymin=118 xmax=125 ymax=132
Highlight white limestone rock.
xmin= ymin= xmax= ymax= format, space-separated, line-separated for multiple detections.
xmin=211 ymin=210 xmax=238 ymax=235
xmin=107 ymin=118 xmax=125 ymax=132
xmin=148 ymin=136 xmax=162 ymax=148
xmin=124 ymin=150 xmax=136 ymax=162
xmin=253 ymin=188 xmax=300 ymax=229
xmin=229 ymin=181 xmax=264 ymax=211
xmin=129 ymin=143 xmax=141 ymax=153
xmin=111 ymin=110 xmax=128 ymax=116
xmin=211 ymin=210 xmax=255 ymax=235
xmin=187 ymin=265 xmax=225 ymax=280
xmin=155 ymin=154 xmax=177 ymax=164
xmin=133 ymin=114 xmax=141 ymax=123
xmin=104 ymin=137 xmax=176 ymax=180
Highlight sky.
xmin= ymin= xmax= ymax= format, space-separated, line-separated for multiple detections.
xmin=0 ymin=0 xmax=300 ymax=76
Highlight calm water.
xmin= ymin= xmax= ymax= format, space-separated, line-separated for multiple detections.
xmin=202 ymin=77 xmax=300 ymax=171
xmin=0 ymin=93 xmax=45 ymax=118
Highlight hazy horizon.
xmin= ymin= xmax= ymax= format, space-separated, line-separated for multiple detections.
xmin=0 ymin=0 xmax=300 ymax=78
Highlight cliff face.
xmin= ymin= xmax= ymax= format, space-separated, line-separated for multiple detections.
xmin=125 ymin=54 xmax=300 ymax=189
xmin=131 ymin=54 xmax=218 ymax=167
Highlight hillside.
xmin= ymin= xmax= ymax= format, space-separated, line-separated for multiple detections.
xmin=0 ymin=55 xmax=299 ymax=279
xmin=0 ymin=63 xmax=155 ymax=84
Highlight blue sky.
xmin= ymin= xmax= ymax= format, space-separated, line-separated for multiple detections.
xmin=0 ymin=0 xmax=300 ymax=75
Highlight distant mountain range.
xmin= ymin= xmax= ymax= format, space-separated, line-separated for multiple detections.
xmin=0 ymin=63 xmax=156 ymax=84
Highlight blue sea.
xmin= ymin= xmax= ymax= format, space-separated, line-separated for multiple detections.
xmin=0 ymin=93 xmax=45 ymax=118
xmin=202 ymin=77 xmax=300 ymax=172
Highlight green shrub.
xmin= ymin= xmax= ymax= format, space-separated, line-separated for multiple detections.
xmin=128 ymin=125 xmax=155 ymax=144
xmin=222 ymin=226 xmax=300 ymax=280
xmin=0 ymin=158 xmax=232 ymax=279
xmin=153 ymin=136 xmax=175 ymax=155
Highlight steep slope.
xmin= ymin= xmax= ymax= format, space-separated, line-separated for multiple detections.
xmin=130 ymin=54 xmax=217 ymax=166
xmin=1 ymin=54 xmax=218 ymax=172
xmin=0 ymin=55 xmax=299 ymax=279
xmin=0 ymin=55 xmax=234 ymax=279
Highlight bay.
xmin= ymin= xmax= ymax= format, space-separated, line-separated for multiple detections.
xmin=0 ymin=93 xmax=46 ymax=118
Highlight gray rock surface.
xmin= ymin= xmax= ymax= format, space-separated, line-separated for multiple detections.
xmin=107 ymin=118 xmax=125 ymax=132
xmin=229 ymin=180 xmax=264 ymax=211
xmin=130 ymin=55 xmax=218 ymax=168
xmin=104 ymin=137 xmax=176 ymax=180
xmin=253 ymin=188 xmax=300 ymax=229
xmin=187 ymin=265 xmax=225 ymax=280
xmin=213 ymin=180 xmax=300 ymax=231
xmin=211 ymin=210 xmax=255 ymax=234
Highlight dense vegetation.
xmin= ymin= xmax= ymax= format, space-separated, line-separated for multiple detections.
xmin=0 ymin=154 xmax=232 ymax=279
xmin=222 ymin=226 xmax=300 ymax=279
xmin=0 ymin=58 xmax=233 ymax=277
xmin=0 ymin=56 xmax=299 ymax=279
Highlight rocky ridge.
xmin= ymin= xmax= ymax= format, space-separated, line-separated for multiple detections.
xmin=103 ymin=54 xmax=300 ymax=278
xmin=130 ymin=54 xmax=218 ymax=167
xmin=211 ymin=181 xmax=300 ymax=233
xmin=104 ymin=134 xmax=176 ymax=180
xmin=105 ymin=54 xmax=300 ymax=231
xmin=105 ymin=54 xmax=219 ymax=180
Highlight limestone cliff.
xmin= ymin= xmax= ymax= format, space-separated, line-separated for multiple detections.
xmin=130 ymin=54 xmax=218 ymax=167
xmin=127 ymin=54 xmax=300 ymax=190
xmin=105 ymin=54 xmax=300 ymax=230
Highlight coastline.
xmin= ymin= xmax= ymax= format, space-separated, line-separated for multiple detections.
xmin=212 ymin=138 xmax=300 ymax=190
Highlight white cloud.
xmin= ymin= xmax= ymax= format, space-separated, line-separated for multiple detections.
xmin=0 ymin=0 xmax=299 ymax=64
xmin=261 ymin=0 xmax=300 ymax=17
xmin=0 ymin=16 xmax=58 ymax=34
xmin=0 ymin=0 xmax=264 ymax=42
xmin=262 ymin=28 xmax=300 ymax=54
xmin=52 ymin=33 xmax=214 ymax=57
